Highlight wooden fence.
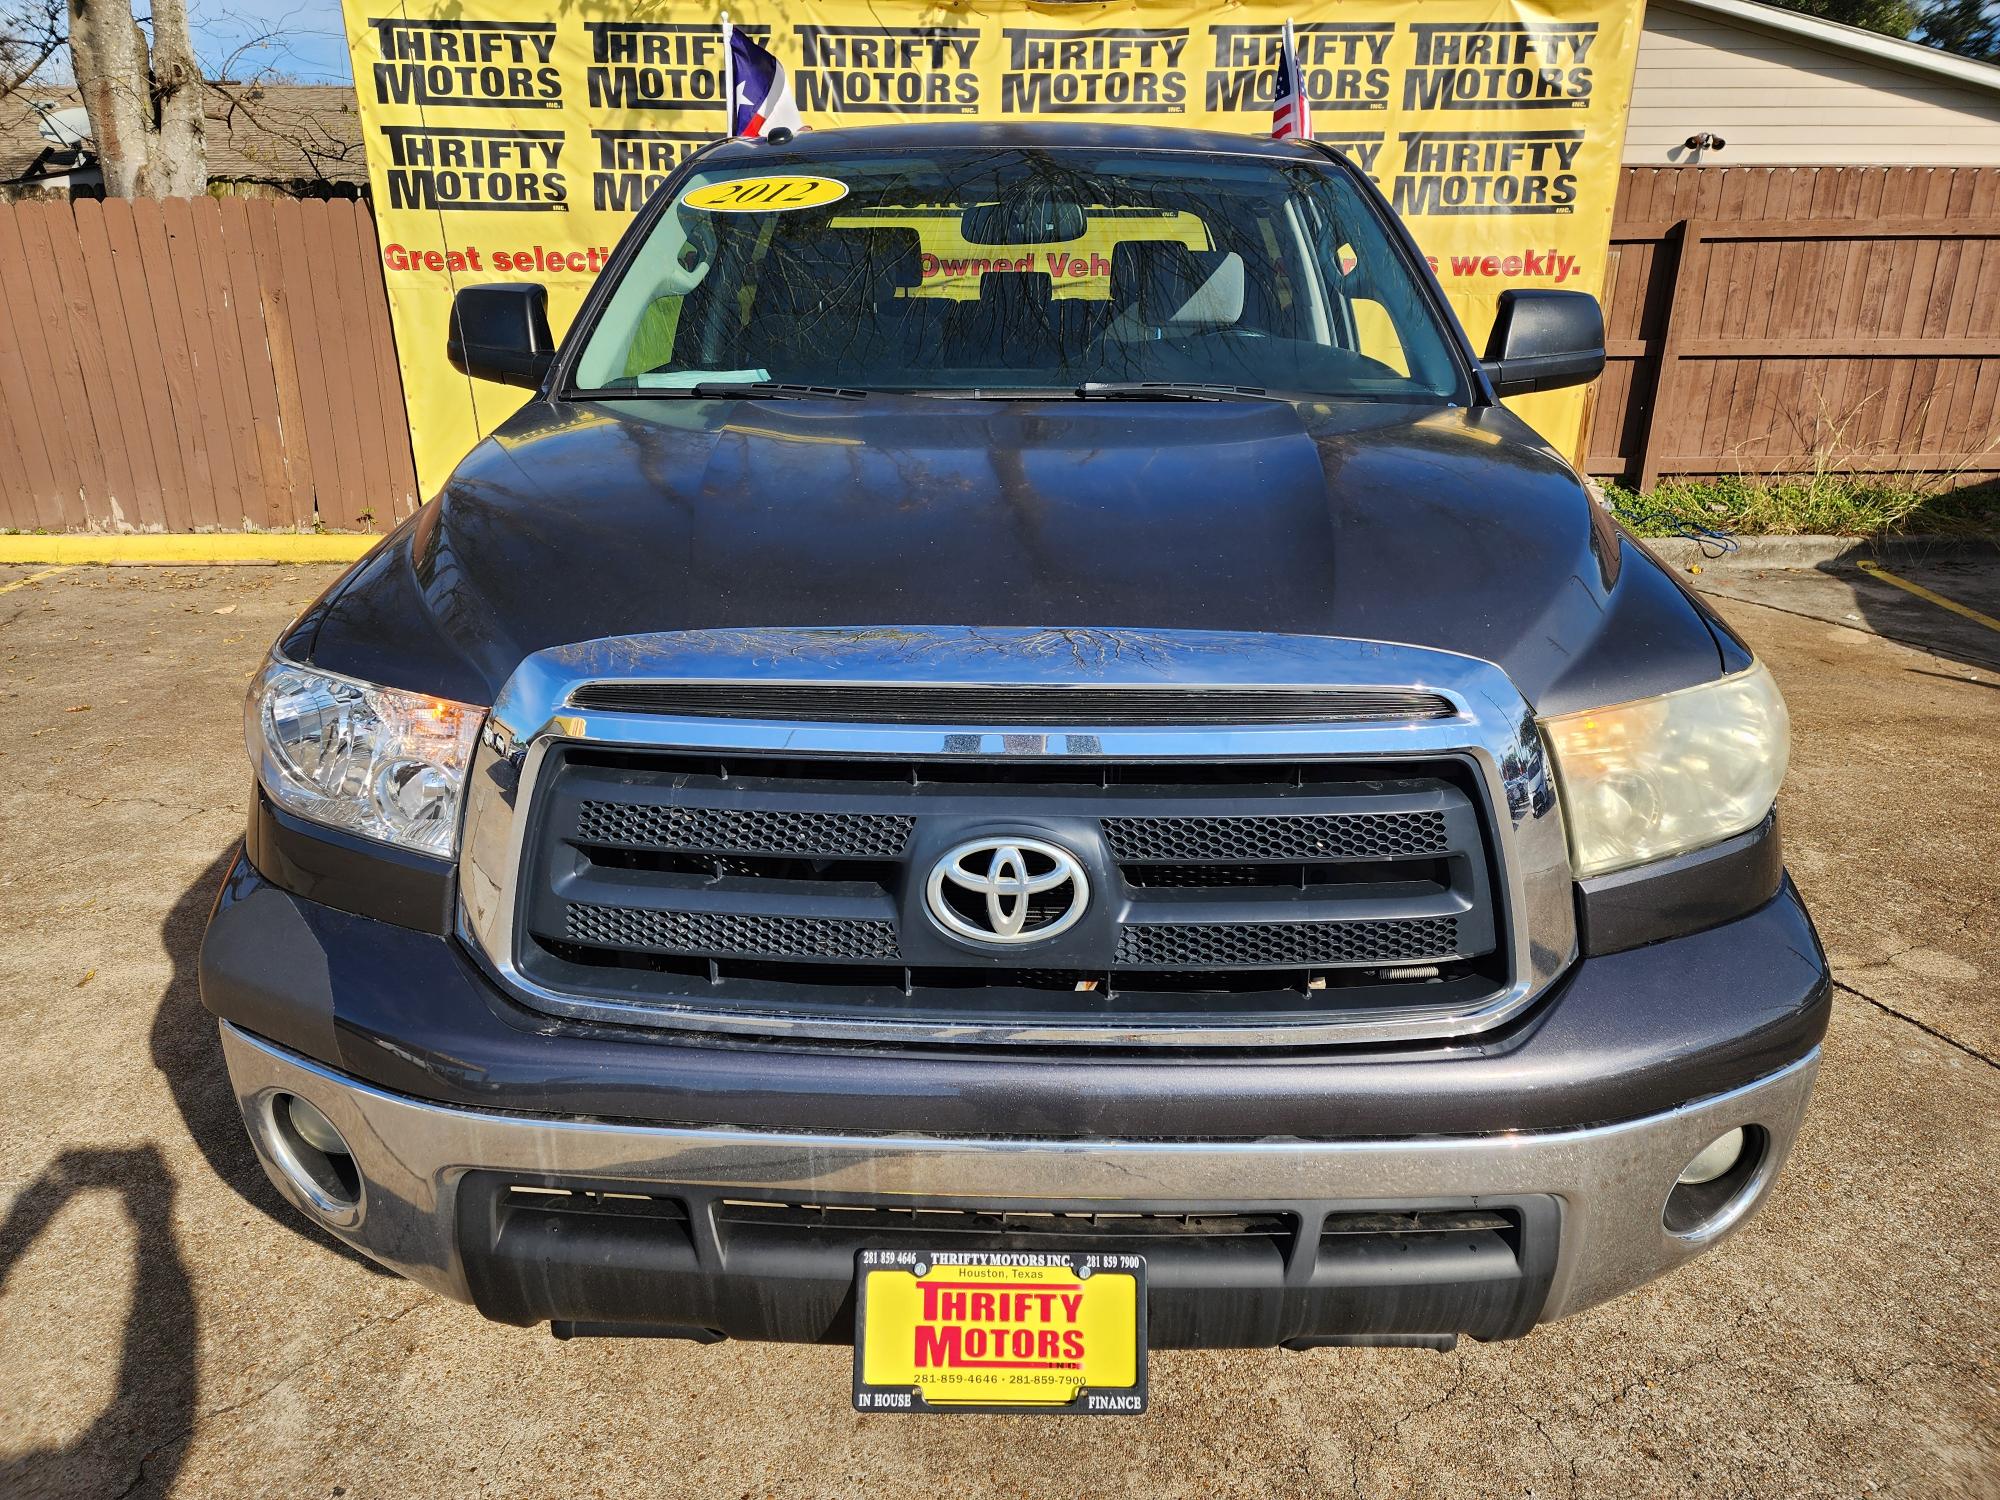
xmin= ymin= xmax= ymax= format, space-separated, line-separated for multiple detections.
xmin=0 ymin=196 xmax=417 ymax=533
xmin=1583 ymin=165 xmax=2000 ymax=488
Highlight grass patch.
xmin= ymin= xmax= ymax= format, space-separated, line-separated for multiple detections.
xmin=1603 ymin=475 xmax=2000 ymax=540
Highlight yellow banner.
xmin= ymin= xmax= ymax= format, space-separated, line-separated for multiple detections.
xmin=341 ymin=0 xmax=1641 ymax=497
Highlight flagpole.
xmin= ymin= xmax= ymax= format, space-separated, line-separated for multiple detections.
xmin=720 ymin=10 xmax=735 ymax=138
xmin=1284 ymin=17 xmax=1312 ymax=141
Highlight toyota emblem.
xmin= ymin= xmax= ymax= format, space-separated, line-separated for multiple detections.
xmin=923 ymin=836 xmax=1091 ymax=946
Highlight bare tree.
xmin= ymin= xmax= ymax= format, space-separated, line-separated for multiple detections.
xmin=67 ymin=0 xmax=205 ymax=196
xmin=0 ymin=0 xmax=65 ymax=98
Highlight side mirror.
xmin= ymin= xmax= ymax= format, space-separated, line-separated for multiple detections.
xmin=447 ymin=283 xmax=556 ymax=389
xmin=1481 ymin=289 xmax=1604 ymax=397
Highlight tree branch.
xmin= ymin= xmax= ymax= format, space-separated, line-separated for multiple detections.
xmin=0 ymin=0 xmax=66 ymax=98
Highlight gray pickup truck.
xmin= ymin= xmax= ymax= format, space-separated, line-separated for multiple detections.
xmin=201 ymin=122 xmax=1824 ymax=1415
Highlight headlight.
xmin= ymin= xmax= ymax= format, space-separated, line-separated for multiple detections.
xmin=1541 ymin=662 xmax=1789 ymax=879
xmin=246 ymin=655 xmax=485 ymax=857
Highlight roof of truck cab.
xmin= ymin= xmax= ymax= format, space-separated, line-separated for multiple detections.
xmin=701 ymin=121 xmax=1336 ymax=164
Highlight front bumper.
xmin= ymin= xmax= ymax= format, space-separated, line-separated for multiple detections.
xmin=224 ymin=1022 xmax=1819 ymax=1345
xmin=200 ymin=851 xmax=1831 ymax=1142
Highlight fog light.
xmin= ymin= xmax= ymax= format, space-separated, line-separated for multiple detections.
xmin=1677 ymin=1127 xmax=1746 ymax=1186
xmin=285 ymin=1095 xmax=348 ymax=1156
xmin=266 ymin=1091 xmax=362 ymax=1222
xmin=1663 ymin=1124 xmax=1768 ymax=1238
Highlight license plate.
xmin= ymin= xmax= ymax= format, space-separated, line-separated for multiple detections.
xmin=853 ymin=1249 xmax=1148 ymax=1414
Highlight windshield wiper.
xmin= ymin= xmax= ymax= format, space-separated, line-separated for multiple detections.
xmin=1073 ymin=381 xmax=1275 ymax=402
xmin=688 ymin=381 xmax=869 ymax=401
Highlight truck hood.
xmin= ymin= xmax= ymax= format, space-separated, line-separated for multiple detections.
xmin=301 ymin=394 xmax=1730 ymax=716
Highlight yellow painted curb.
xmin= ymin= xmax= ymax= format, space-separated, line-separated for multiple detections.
xmin=0 ymin=533 xmax=382 ymax=565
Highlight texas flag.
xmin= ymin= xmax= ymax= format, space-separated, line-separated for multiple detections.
xmin=730 ymin=28 xmax=804 ymax=138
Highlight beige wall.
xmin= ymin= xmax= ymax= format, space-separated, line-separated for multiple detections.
xmin=1629 ymin=2 xmax=2000 ymax=165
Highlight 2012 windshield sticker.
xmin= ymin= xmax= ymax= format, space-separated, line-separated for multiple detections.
xmin=681 ymin=176 xmax=850 ymax=212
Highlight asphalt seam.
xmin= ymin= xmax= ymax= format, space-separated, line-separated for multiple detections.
xmin=1833 ymin=979 xmax=2000 ymax=1072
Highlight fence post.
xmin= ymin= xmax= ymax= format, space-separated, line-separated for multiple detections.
xmin=1636 ymin=219 xmax=1703 ymax=493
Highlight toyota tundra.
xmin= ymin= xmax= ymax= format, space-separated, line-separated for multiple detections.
xmin=200 ymin=123 xmax=1826 ymax=1414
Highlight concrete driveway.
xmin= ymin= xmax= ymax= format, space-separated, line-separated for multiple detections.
xmin=1 ymin=562 xmax=1995 ymax=1499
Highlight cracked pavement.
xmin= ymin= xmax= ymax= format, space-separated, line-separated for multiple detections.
xmin=1 ymin=563 xmax=1996 ymax=1498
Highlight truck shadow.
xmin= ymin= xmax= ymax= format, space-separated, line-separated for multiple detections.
xmin=0 ymin=1145 xmax=195 ymax=1500
xmin=1811 ymin=542 xmax=2000 ymax=677
xmin=149 ymin=846 xmax=388 ymax=1275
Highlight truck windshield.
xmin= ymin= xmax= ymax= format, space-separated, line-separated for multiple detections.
xmin=569 ymin=147 xmax=1467 ymax=403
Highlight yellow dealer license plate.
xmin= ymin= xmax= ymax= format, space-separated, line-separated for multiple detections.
xmin=853 ymin=1250 xmax=1147 ymax=1415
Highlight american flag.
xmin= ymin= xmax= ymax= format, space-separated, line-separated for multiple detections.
xmin=1271 ymin=19 xmax=1313 ymax=141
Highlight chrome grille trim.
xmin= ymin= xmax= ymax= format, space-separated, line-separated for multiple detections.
xmin=457 ymin=625 xmax=1577 ymax=1048
xmin=565 ymin=681 xmax=1458 ymax=724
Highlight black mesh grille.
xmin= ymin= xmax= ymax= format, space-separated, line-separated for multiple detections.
xmin=518 ymin=747 xmax=1503 ymax=1041
xmin=1104 ymin=812 xmax=1450 ymax=863
xmin=1116 ymin=917 xmax=1461 ymax=968
xmin=1121 ymin=863 xmax=1275 ymax=889
xmin=565 ymin=903 xmax=901 ymax=961
xmin=576 ymin=800 xmax=913 ymax=857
